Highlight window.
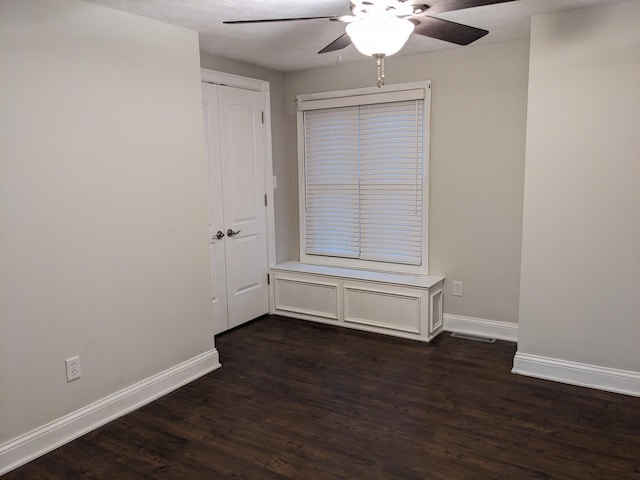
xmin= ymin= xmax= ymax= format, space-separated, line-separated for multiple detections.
xmin=297 ymin=82 xmax=431 ymax=274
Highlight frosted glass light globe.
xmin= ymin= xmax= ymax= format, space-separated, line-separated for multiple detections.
xmin=346 ymin=15 xmax=414 ymax=57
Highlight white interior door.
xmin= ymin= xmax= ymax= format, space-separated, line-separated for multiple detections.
xmin=218 ymin=85 xmax=269 ymax=329
xmin=202 ymin=82 xmax=269 ymax=334
xmin=202 ymin=83 xmax=228 ymax=335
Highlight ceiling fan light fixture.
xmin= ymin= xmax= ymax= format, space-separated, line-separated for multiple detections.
xmin=345 ymin=14 xmax=414 ymax=57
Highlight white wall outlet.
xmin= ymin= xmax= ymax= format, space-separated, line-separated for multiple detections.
xmin=65 ymin=355 xmax=81 ymax=382
xmin=273 ymin=175 xmax=278 ymax=189
xmin=452 ymin=281 xmax=463 ymax=297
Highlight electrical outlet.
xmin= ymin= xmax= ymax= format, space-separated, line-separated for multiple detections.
xmin=65 ymin=356 xmax=81 ymax=382
xmin=273 ymin=175 xmax=278 ymax=189
xmin=452 ymin=281 xmax=463 ymax=297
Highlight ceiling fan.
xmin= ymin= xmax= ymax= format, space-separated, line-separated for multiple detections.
xmin=224 ymin=0 xmax=518 ymax=86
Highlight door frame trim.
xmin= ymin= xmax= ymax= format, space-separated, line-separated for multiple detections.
xmin=200 ymin=68 xmax=276 ymax=309
xmin=201 ymin=69 xmax=267 ymax=93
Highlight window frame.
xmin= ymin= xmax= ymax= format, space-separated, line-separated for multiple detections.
xmin=297 ymin=81 xmax=431 ymax=275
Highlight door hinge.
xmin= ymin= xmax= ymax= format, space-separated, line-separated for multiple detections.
xmin=264 ymin=194 xmax=268 ymax=206
xmin=267 ymin=273 xmax=271 ymax=285
xmin=261 ymin=111 xmax=264 ymax=124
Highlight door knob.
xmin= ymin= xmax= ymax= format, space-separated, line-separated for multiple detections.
xmin=214 ymin=230 xmax=225 ymax=240
xmin=227 ymin=228 xmax=241 ymax=237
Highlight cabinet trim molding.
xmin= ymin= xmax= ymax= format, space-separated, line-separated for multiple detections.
xmin=270 ymin=262 xmax=444 ymax=342
xmin=344 ymin=286 xmax=422 ymax=334
xmin=274 ymin=277 xmax=339 ymax=320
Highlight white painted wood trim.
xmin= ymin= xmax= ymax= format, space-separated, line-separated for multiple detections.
xmin=263 ymin=83 xmax=276 ymax=272
xmin=443 ymin=314 xmax=518 ymax=342
xmin=200 ymin=69 xmax=266 ymax=92
xmin=271 ymin=266 xmax=444 ymax=343
xmin=343 ymin=286 xmax=422 ymax=334
xmin=512 ymin=352 xmax=640 ymax=397
xmin=429 ymin=288 xmax=443 ymax=336
xmin=0 ymin=349 xmax=221 ymax=476
xmin=274 ymin=277 xmax=340 ymax=320
xmin=277 ymin=312 xmax=434 ymax=343
xmin=271 ymin=262 xmax=444 ymax=289
xmin=296 ymin=80 xmax=431 ymax=104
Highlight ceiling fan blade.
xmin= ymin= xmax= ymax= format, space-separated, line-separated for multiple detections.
xmin=223 ymin=16 xmax=340 ymax=24
xmin=318 ymin=33 xmax=352 ymax=54
xmin=412 ymin=16 xmax=488 ymax=45
xmin=425 ymin=0 xmax=517 ymax=15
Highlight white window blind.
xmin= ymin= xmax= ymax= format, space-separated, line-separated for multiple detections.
xmin=303 ymin=98 xmax=424 ymax=266
xmin=304 ymin=106 xmax=360 ymax=259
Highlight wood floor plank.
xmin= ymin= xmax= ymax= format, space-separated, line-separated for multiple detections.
xmin=5 ymin=315 xmax=640 ymax=479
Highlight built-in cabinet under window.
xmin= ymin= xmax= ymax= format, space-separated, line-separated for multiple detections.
xmin=270 ymin=262 xmax=444 ymax=342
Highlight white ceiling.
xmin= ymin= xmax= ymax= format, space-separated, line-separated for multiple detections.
xmin=84 ymin=0 xmax=624 ymax=72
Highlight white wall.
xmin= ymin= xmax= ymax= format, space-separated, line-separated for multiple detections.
xmin=285 ymin=38 xmax=530 ymax=324
xmin=0 ymin=0 xmax=214 ymax=445
xmin=518 ymin=1 xmax=640 ymax=373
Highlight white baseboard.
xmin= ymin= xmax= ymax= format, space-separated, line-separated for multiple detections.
xmin=0 ymin=348 xmax=221 ymax=475
xmin=443 ymin=314 xmax=518 ymax=342
xmin=513 ymin=352 xmax=640 ymax=397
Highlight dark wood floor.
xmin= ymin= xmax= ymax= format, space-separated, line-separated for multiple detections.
xmin=6 ymin=315 xmax=639 ymax=479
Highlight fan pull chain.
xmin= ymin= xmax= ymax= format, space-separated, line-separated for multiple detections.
xmin=374 ymin=54 xmax=385 ymax=88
